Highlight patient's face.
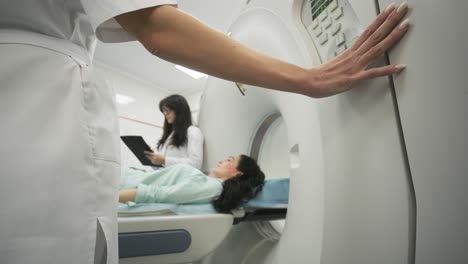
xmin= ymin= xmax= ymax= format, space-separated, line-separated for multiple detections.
xmin=211 ymin=155 xmax=242 ymax=181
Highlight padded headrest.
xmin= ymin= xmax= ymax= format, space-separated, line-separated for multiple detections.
xmin=242 ymin=178 xmax=289 ymax=208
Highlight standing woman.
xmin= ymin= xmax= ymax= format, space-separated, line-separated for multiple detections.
xmin=144 ymin=95 xmax=204 ymax=170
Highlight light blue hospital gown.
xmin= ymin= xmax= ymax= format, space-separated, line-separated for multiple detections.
xmin=121 ymin=164 xmax=223 ymax=204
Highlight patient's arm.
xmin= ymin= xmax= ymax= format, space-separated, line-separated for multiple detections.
xmin=119 ymin=189 xmax=137 ymax=203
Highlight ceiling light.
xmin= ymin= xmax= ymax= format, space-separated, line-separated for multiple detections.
xmin=115 ymin=93 xmax=135 ymax=105
xmin=175 ymin=65 xmax=207 ymax=79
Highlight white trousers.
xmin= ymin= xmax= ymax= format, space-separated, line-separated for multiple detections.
xmin=0 ymin=30 xmax=120 ymax=264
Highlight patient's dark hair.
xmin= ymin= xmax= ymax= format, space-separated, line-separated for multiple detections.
xmin=157 ymin=94 xmax=193 ymax=149
xmin=213 ymin=155 xmax=265 ymax=213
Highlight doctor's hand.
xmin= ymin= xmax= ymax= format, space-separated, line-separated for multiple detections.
xmin=144 ymin=151 xmax=165 ymax=166
xmin=116 ymin=2 xmax=409 ymax=99
xmin=306 ymin=2 xmax=410 ymax=97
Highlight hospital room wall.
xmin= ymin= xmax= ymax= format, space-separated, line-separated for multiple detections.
xmin=185 ymin=91 xmax=204 ymax=125
xmin=93 ymin=63 xmax=203 ymax=169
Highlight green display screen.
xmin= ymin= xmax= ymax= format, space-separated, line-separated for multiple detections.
xmin=311 ymin=0 xmax=332 ymax=20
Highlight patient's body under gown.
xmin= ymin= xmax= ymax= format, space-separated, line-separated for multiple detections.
xmin=120 ymin=164 xmax=223 ymax=204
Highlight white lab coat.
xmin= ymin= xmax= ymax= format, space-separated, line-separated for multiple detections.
xmin=155 ymin=126 xmax=204 ymax=169
xmin=0 ymin=1 xmax=176 ymax=263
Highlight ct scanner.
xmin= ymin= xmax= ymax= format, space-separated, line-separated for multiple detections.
xmin=118 ymin=0 xmax=468 ymax=263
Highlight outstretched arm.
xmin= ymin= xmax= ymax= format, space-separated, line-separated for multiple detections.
xmin=115 ymin=2 xmax=409 ymax=98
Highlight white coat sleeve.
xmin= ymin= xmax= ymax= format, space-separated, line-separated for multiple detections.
xmin=165 ymin=127 xmax=204 ymax=170
xmin=80 ymin=0 xmax=178 ymax=43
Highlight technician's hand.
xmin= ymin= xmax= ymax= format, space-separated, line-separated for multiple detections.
xmin=308 ymin=2 xmax=410 ymax=97
xmin=144 ymin=151 xmax=165 ymax=166
xmin=116 ymin=3 xmax=409 ymax=99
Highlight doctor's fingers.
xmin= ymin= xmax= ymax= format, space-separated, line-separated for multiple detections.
xmin=358 ymin=18 xmax=409 ymax=67
xmin=353 ymin=63 xmax=406 ymax=82
xmin=355 ymin=2 xmax=409 ymax=56
xmin=349 ymin=3 xmax=394 ymax=51
xmin=144 ymin=153 xmax=155 ymax=160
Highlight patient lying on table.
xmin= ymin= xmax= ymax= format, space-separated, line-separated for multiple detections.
xmin=119 ymin=155 xmax=265 ymax=213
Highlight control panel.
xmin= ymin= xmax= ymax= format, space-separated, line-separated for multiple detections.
xmin=301 ymin=0 xmax=362 ymax=62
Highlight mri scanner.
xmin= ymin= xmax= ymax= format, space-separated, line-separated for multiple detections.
xmin=118 ymin=0 xmax=468 ymax=263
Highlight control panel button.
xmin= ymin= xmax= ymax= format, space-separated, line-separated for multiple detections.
xmin=306 ymin=24 xmax=315 ymax=35
xmin=332 ymin=6 xmax=344 ymax=20
xmin=323 ymin=16 xmax=332 ymax=29
xmin=314 ymin=26 xmax=323 ymax=38
xmin=336 ymin=33 xmax=346 ymax=46
xmin=335 ymin=44 xmax=347 ymax=56
xmin=319 ymin=10 xmax=328 ymax=22
xmin=331 ymin=23 xmax=341 ymax=36
xmin=311 ymin=19 xmax=319 ymax=30
xmin=329 ymin=0 xmax=339 ymax=12
xmin=319 ymin=33 xmax=328 ymax=45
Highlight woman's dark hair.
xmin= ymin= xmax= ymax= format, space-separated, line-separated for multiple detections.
xmin=157 ymin=94 xmax=193 ymax=149
xmin=213 ymin=155 xmax=265 ymax=213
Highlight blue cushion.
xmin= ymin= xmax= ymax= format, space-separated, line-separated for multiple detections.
xmin=242 ymin=178 xmax=289 ymax=209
